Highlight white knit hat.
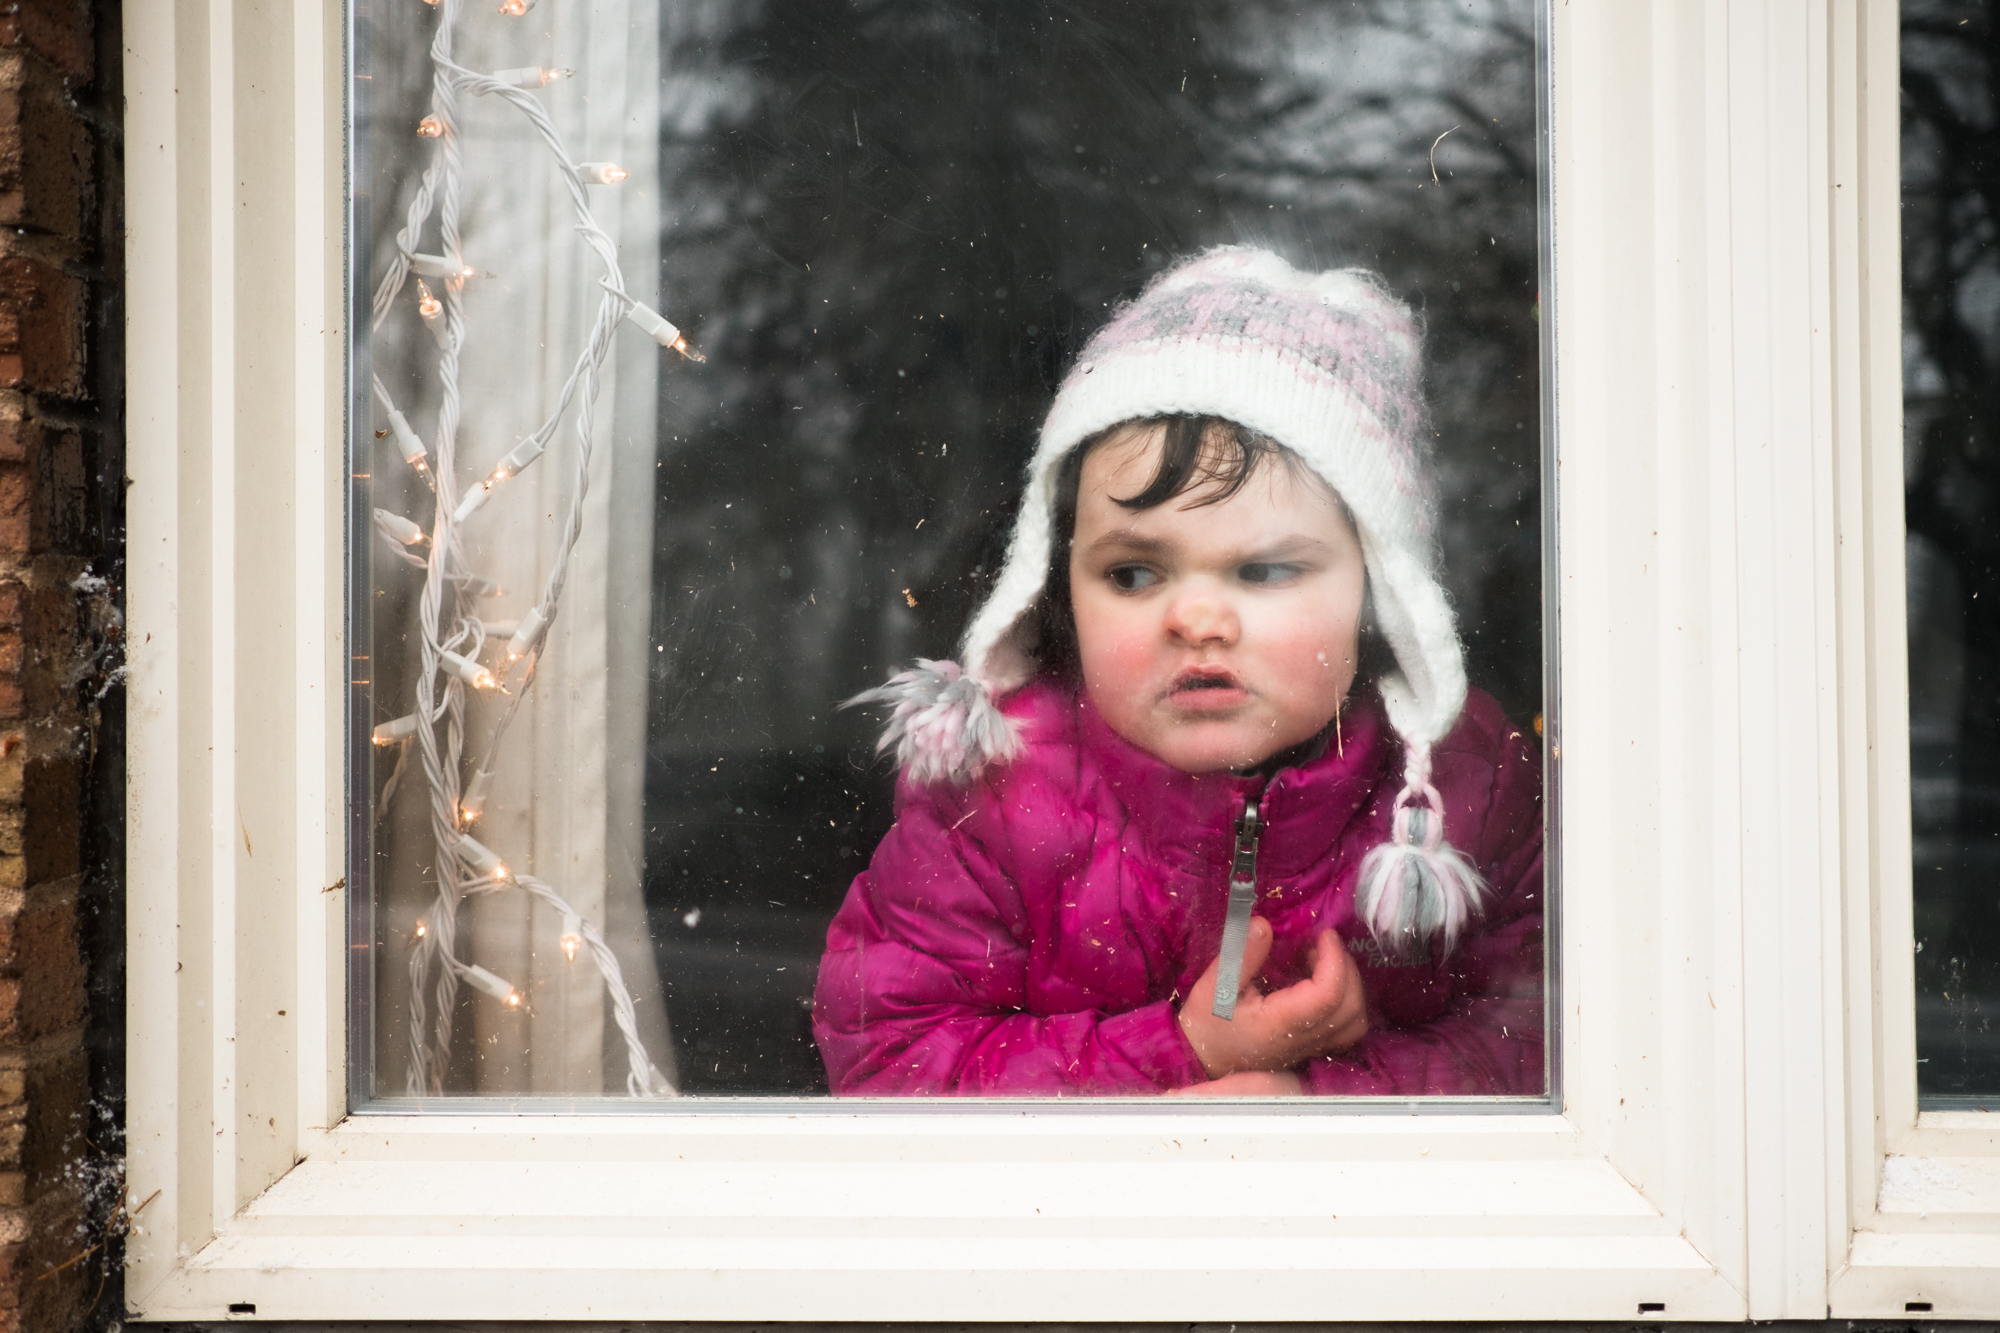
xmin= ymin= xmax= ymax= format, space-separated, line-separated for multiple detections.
xmin=855 ymin=246 xmax=1485 ymax=961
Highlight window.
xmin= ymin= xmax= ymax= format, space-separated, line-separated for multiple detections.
xmin=124 ymin=0 xmax=1961 ymax=1323
xmin=353 ymin=0 xmax=1553 ymax=1104
xmin=1901 ymin=1 xmax=2000 ymax=1104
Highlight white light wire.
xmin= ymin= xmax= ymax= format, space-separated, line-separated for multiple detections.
xmin=372 ymin=0 xmax=674 ymax=1098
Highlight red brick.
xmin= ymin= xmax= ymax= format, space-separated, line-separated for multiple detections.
xmin=0 ymin=395 xmax=32 ymax=465
xmin=0 ymin=53 xmax=90 ymax=239
xmin=0 ymin=1241 xmax=18 ymax=1311
xmin=18 ymin=756 xmax=73 ymax=882
xmin=0 ymin=465 xmax=25 ymax=556
xmin=0 ymin=2 xmax=103 ymax=1330
xmin=0 ymin=952 xmax=77 ymax=1046
xmin=32 ymin=426 xmax=82 ymax=553
xmin=0 ymin=2 xmax=90 ymax=81
xmin=0 ymin=256 xmax=80 ymax=398
xmin=17 ymin=580 xmax=69 ymax=717
xmin=17 ymin=1049 xmax=81 ymax=1190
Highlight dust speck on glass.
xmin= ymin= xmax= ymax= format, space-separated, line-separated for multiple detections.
xmin=349 ymin=0 xmax=1552 ymax=1105
xmin=1903 ymin=1 xmax=2000 ymax=1105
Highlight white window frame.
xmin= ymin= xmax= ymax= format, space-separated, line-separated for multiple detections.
xmin=1825 ymin=1 xmax=2000 ymax=1319
xmin=121 ymin=0 xmax=1956 ymax=1322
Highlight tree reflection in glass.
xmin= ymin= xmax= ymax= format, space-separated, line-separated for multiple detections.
xmin=643 ymin=0 xmax=1544 ymax=1095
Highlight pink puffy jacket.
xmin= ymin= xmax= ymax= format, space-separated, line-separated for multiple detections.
xmin=813 ymin=678 xmax=1545 ymax=1096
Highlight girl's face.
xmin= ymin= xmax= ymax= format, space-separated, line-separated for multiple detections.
xmin=1068 ymin=426 xmax=1366 ymax=774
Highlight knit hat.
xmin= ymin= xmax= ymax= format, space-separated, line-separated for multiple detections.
xmin=854 ymin=246 xmax=1485 ymax=962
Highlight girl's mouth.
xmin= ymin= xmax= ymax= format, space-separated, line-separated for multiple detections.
xmin=1165 ymin=667 xmax=1249 ymax=711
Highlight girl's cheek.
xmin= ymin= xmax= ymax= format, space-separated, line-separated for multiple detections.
xmin=1094 ymin=623 xmax=1156 ymax=683
xmin=1255 ymin=606 xmax=1358 ymax=700
xmin=1075 ymin=598 xmax=1152 ymax=679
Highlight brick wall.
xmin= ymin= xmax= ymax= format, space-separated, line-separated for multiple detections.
xmin=0 ymin=0 xmax=123 ymax=1329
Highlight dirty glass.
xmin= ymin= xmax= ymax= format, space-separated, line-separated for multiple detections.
xmin=1904 ymin=2 xmax=2000 ymax=1103
xmin=350 ymin=0 xmax=1552 ymax=1104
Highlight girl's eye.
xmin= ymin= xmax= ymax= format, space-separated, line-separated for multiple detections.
xmin=1239 ymin=562 xmax=1304 ymax=585
xmin=1107 ymin=564 xmax=1160 ymax=592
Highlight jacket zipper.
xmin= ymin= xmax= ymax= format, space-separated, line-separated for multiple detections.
xmin=1210 ymin=797 xmax=1263 ymax=1020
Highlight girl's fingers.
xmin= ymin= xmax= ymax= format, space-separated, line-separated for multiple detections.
xmin=1308 ymin=928 xmax=1346 ymax=994
xmin=1237 ymin=916 xmax=1275 ymax=995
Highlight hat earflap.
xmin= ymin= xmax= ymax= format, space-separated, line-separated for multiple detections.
xmin=1352 ymin=736 xmax=1488 ymax=964
xmin=844 ymin=658 xmax=1021 ymax=787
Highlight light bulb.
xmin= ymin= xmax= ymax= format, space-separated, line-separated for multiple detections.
xmin=462 ymin=963 xmax=522 ymax=1007
xmin=409 ymin=253 xmax=476 ymax=282
xmin=577 ymin=162 xmax=629 ymax=186
xmin=418 ymin=115 xmax=443 ymax=138
xmin=454 ymin=481 xmax=495 ymax=524
xmin=453 ymin=437 xmax=549 ymax=524
xmin=496 ymin=0 xmax=534 ymax=14
xmin=384 ymin=407 xmax=427 ymax=470
xmin=416 ymin=280 xmax=448 ymax=350
xmin=507 ymin=606 xmax=549 ymax=660
xmin=414 ymin=920 xmax=428 ymax=939
xmin=460 ymin=768 xmax=494 ymax=823
xmin=373 ymin=508 xmax=426 ymax=546
xmin=455 ymin=833 xmax=506 ymax=880
xmin=439 ymin=649 xmax=498 ymax=691
xmin=560 ymin=912 xmax=583 ymax=963
xmin=624 ymin=299 xmax=705 ymax=362
xmin=496 ymin=66 xmax=571 ymax=89
xmin=372 ymin=714 xmax=419 ymax=746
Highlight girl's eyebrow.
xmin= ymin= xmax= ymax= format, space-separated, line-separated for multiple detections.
xmin=1236 ymin=535 xmax=1331 ymax=561
xmin=1084 ymin=528 xmax=1174 ymax=557
xmin=1083 ymin=529 xmax=1332 ymax=561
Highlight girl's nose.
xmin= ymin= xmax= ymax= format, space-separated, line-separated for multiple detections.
xmin=1163 ymin=584 xmax=1238 ymax=645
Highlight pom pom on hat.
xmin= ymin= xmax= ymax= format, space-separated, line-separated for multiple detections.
xmin=845 ymin=658 xmax=1020 ymax=788
xmin=851 ymin=245 xmax=1486 ymax=961
xmin=1352 ymin=742 xmax=1487 ymax=964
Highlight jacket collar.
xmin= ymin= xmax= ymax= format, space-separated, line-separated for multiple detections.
xmin=1067 ymin=680 xmax=1398 ymax=881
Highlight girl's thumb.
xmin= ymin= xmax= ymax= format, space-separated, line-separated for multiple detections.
xmin=1238 ymin=915 xmax=1275 ymax=985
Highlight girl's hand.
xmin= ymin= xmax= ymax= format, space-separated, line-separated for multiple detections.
xmin=1164 ymin=1070 xmax=1304 ymax=1097
xmin=1175 ymin=918 xmax=1368 ymax=1077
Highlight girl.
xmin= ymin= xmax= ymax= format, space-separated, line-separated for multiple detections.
xmin=813 ymin=247 xmax=1544 ymax=1097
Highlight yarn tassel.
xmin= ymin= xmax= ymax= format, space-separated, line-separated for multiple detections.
xmin=844 ymin=658 xmax=1020 ymax=786
xmin=1353 ymin=746 xmax=1487 ymax=964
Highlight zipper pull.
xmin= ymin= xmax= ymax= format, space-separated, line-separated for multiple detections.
xmin=1211 ymin=799 xmax=1262 ymax=1020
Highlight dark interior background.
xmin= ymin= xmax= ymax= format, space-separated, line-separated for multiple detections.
xmin=639 ymin=0 xmax=1546 ymax=1095
xmin=1903 ymin=0 xmax=2000 ymax=1101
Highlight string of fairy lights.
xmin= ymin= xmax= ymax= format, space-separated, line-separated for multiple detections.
xmin=370 ymin=0 xmax=699 ymax=1097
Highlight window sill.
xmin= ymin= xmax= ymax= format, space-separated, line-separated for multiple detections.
xmin=130 ymin=1113 xmax=1740 ymax=1322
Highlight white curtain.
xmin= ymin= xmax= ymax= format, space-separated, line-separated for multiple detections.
xmin=381 ymin=0 xmax=673 ymax=1096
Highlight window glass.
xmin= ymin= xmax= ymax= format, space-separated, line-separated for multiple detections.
xmin=353 ymin=0 xmax=1550 ymax=1103
xmin=1903 ymin=1 xmax=2000 ymax=1102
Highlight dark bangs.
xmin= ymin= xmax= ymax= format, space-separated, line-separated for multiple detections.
xmin=1034 ymin=415 xmax=1391 ymax=683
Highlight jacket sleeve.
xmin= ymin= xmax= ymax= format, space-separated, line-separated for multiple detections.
xmin=1300 ymin=716 xmax=1547 ymax=1097
xmin=813 ymin=774 xmax=1209 ymax=1096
